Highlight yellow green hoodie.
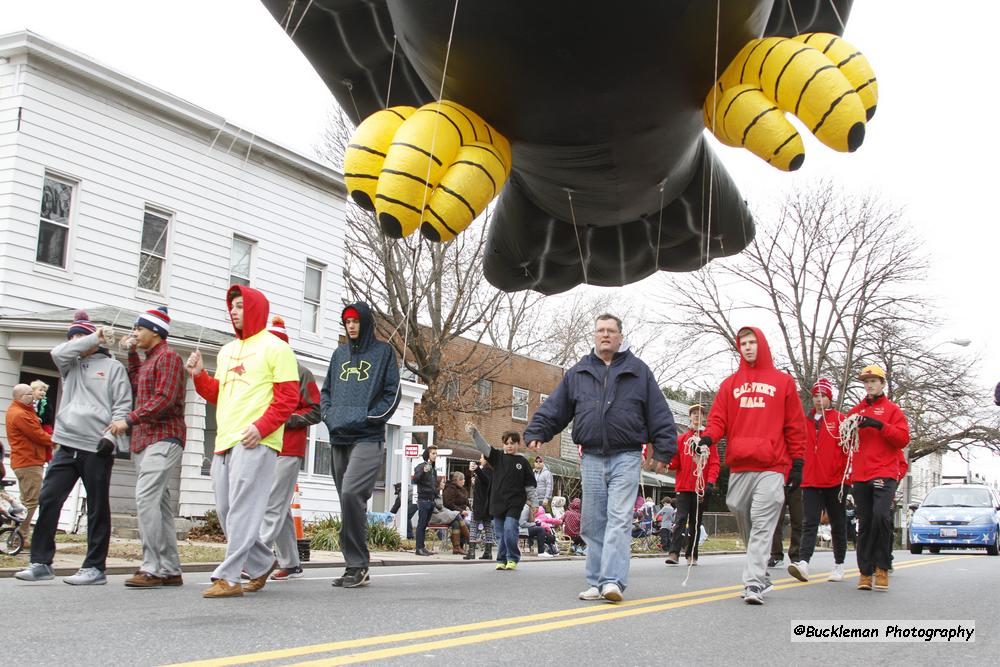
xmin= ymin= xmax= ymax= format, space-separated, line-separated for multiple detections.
xmin=193 ymin=286 xmax=299 ymax=453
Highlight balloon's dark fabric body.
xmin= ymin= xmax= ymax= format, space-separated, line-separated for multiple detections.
xmin=261 ymin=0 xmax=853 ymax=294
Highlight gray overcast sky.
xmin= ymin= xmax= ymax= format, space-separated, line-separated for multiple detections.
xmin=2 ymin=1 xmax=997 ymax=385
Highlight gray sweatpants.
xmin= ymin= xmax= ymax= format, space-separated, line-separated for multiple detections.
xmin=259 ymin=455 xmax=302 ymax=569
xmin=211 ymin=444 xmax=277 ymax=584
xmin=726 ymin=471 xmax=785 ymax=590
xmin=331 ymin=441 xmax=383 ymax=569
xmin=134 ymin=441 xmax=184 ymax=577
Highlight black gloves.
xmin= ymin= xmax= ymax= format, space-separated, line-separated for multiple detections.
xmin=859 ymin=416 xmax=884 ymax=430
xmin=697 ymin=435 xmax=712 ymax=448
xmin=96 ymin=437 xmax=116 ymax=458
xmin=704 ymin=482 xmax=714 ymax=496
xmin=785 ymin=459 xmax=804 ymax=493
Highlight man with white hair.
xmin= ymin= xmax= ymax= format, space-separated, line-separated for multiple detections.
xmin=5 ymin=383 xmax=54 ymax=546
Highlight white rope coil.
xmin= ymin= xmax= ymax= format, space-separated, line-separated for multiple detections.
xmin=837 ymin=413 xmax=862 ymax=501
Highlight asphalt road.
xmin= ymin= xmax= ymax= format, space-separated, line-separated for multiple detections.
xmin=5 ymin=550 xmax=996 ymax=665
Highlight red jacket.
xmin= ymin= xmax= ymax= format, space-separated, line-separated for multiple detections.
xmin=703 ymin=327 xmax=807 ymax=474
xmin=896 ymin=449 xmax=908 ymax=481
xmin=846 ymin=394 xmax=909 ymax=482
xmin=280 ymin=363 xmax=322 ymax=458
xmin=669 ymin=429 xmax=720 ymax=492
xmin=6 ymin=400 xmax=54 ymax=469
xmin=802 ymin=408 xmax=847 ymax=488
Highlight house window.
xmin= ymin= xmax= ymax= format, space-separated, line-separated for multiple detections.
xmin=137 ymin=208 xmax=170 ymax=292
xmin=475 ymin=379 xmax=493 ymax=411
xmin=201 ymin=403 xmax=218 ymax=476
xmin=36 ymin=175 xmax=75 ymax=268
xmin=512 ymin=386 xmax=529 ymax=421
xmin=314 ymin=438 xmax=332 ymax=477
xmin=303 ymin=261 xmax=325 ymax=334
xmin=229 ymin=236 xmax=254 ymax=286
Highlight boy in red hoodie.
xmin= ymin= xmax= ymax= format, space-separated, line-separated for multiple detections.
xmin=665 ymin=404 xmax=719 ymax=566
xmin=699 ymin=327 xmax=806 ymax=605
xmin=787 ymin=379 xmax=848 ymax=583
xmin=847 ymin=364 xmax=909 ymax=592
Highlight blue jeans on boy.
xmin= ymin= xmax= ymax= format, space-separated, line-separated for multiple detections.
xmin=581 ymin=449 xmax=641 ymax=591
xmin=493 ymin=514 xmax=520 ymax=563
xmin=414 ymin=499 xmax=435 ymax=551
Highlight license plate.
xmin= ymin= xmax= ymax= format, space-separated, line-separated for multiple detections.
xmin=940 ymin=528 xmax=958 ymax=537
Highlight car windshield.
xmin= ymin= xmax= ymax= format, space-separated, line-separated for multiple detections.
xmin=921 ymin=488 xmax=993 ymax=508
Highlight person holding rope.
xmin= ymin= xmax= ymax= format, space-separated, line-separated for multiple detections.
xmin=846 ymin=364 xmax=910 ymax=592
xmin=665 ymin=404 xmax=719 ymax=567
xmin=787 ymin=379 xmax=848 ymax=583
xmin=699 ymin=327 xmax=806 ymax=605
xmin=524 ymin=313 xmax=676 ymax=603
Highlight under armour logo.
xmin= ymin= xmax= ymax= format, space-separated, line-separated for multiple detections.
xmin=228 ymin=363 xmax=247 ymax=376
xmin=340 ymin=360 xmax=371 ymax=381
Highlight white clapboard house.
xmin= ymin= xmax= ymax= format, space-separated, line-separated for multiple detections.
xmin=0 ymin=31 xmax=426 ymax=535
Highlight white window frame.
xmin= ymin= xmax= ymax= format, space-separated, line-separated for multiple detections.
xmin=302 ymin=260 xmax=326 ymax=337
xmin=229 ymin=235 xmax=255 ymax=286
xmin=136 ymin=206 xmax=172 ymax=296
xmin=540 ymin=393 xmax=549 ymax=405
xmin=512 ymin=386 xmax=529 ymax=421
xmin=33 ymin=172 xmax=79 ymax=275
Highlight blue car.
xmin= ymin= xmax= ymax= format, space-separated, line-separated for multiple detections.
xmin=908 ymin=484 xmax=1000 ymax=556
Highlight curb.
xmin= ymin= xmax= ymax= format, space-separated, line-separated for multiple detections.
xmin=0 ymin=550 xmax=750 ymax=578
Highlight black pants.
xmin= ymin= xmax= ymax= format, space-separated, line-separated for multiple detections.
xmin=800 ymin=486 xmax=847 ymax=564
xmin=770 ymin=486 xmax=803 ymax=561
xmin=414 ymin=499 xmax=435 ymax=550
xmin=670 ymin=491 xmax=707 ymax=559
xmin=526 ymin=525 xmax=554 ymax=552
xmin=853 ymin=478 xmax=896 ymax=575
xmin=30 ymin=446 xmax=114 ymax=570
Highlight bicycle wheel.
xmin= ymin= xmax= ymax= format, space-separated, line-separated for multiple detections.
xmin=0 ymin=526 xmax=23 ymax=556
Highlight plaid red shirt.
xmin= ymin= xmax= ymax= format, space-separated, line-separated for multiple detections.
xmin=126 ymin=341 xmax=187 ymax=453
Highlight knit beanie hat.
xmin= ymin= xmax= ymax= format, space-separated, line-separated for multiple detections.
xmin=812 ymin=378 xmax=834 ymax=400
xmin=67 ymin=309 xmax=97 ymax=338
xmin=135 ymin=306 xmax=171 ymax=339
xmin=342 ymin=306 xmax=360 ymax=321
xmin=268 ymin=315 xmax=289 ymax=343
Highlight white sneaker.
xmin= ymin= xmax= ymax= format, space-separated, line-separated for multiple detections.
xmin=828 ymin=563 xmax=845 ymax=582
xmin=538 ymin=551 xmax=554 ymax=558
xmin=64 ymin=567 xmax=107 ymax=586
xmin=578 ymin=586 xmax=602 ymax=601
xmin=601 ymin=583 xmax=623 ymax=603
xmin=787 ymin=560 xmax=809 ymax=582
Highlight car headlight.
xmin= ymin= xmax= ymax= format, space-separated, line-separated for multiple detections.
xmin=910 ymin=513 xmax=931 ymax=527
xmin=966 ymin=514 xmax=994 ymax=526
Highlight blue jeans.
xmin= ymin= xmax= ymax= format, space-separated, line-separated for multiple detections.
xmin=414 ymin=500 xmax=435 ymax=551
xmin=581 ymin=449 xmax=642 ymax=591
xmin=492 ymin=515 xmax=520 ymax=563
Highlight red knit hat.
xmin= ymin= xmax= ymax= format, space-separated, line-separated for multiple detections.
xmin=67 ymin=309 xmax=97 ymax=338
xmin=342 ymin=306 xmax=360 ymax=321
xmin=268 ymin=315 xmax=289 ymax=343
xmin=812 ymin=378 xmax=834 ymax=400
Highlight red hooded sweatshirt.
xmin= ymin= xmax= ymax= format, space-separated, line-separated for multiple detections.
xmin=669 ymin=430 xmax=721 ymax=492
xmin=802 ymin=408 xmax=847 ymax=488
xmin=846 ymin=394 xmax=909 ymax=482
xmin=702 ymin=327 xmax=806 ymax=474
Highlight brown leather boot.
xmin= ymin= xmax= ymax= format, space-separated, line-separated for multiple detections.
xmin=451 ymin=531 xmax=466 ymax=555
xmin=857 ymin=574 xmax=873 ymax=590
xmin=874 ymin=568 xmax=889 ymax=591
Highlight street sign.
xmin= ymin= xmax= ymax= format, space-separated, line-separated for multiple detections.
xmin=404 ymin=444 xmax=420 ymax=457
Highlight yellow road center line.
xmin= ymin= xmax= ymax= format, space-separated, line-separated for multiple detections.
xmin=292 ymin=556 xmax=967 ymax=667
xmin=166 ymin=555 xmax=965 ymax=667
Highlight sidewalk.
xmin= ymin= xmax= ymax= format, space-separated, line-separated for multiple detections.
xmin=0 ymin=536 xmax=745 ymax=577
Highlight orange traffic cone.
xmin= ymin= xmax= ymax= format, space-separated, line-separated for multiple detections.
xmin=292 ymin=484 xmax=304 ymax=540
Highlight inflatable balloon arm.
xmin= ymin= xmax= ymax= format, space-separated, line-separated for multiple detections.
xmin=703 ymin=32 xmax=877 ymax=171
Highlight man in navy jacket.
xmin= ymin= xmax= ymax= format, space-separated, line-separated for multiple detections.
xmin=525 ymin=313 xmax=676 ymax=603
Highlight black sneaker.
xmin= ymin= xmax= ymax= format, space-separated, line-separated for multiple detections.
xmin=332 ymin=568 xmax=357 ymax=587
xmin=343 ymin=567 xmax=370 ymax=588
xmin=744 ymin=585 xmax=764 ymax=605
xmin=766 ymin=557 xmax=783 ymax=569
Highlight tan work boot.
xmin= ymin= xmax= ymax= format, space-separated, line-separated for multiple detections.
xmin=857 ymin=574 xmax=873 ymax=590
xmin=874 ymin=568 xmax=889 ymax=591
xmin=243 ymin=561 xmax=278 ymax=593
xmin=203 ymin=579 xmax=243 ymax=598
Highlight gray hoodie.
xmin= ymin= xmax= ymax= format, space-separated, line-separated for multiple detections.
xmin=51 ymin=332 xmax=132 ymax=453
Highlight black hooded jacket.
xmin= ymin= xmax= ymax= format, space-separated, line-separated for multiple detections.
xmin=320 ymin=302 xmax=401 ymax=445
